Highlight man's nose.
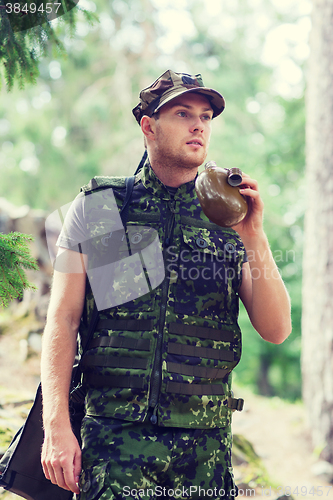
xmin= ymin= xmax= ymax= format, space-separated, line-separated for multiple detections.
xmin=189 ymin=116 xmax=204 ymax=133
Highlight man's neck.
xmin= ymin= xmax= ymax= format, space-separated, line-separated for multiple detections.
xmin=148 ymin=157 xmax=199 ymax=188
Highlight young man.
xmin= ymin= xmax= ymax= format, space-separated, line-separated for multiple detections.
xmin=41 ymin=70 xmax=291 ymax=499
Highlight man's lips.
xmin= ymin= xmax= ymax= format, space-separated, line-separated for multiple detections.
xmin=186 ymin=139 xmax=203 ymax=147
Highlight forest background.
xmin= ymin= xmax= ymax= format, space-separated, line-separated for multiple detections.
xmin=0 ymin=0 xmax=309 ymax=401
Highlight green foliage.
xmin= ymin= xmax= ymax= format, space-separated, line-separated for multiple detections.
xmin=0 ymin=232 xmax=39 ymax=307
xmin=0 ymin=425 xmax=14 ymax=452
xmin=0 ymin=0 xmax=98 ymax=90
xmin=232 ymin=433 xmax=271 ymax=487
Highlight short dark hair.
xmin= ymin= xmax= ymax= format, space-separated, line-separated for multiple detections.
xmin=151 ymin=110 xmax=160 ymax=120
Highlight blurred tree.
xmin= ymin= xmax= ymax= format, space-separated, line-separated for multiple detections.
xmin=302 ymin=0 xmax=333 ymax=462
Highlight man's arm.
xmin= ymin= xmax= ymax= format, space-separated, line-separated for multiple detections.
xmin=234 ymin=174 xmax=292 ymax=344
xmin=41 ymin=248 xmax=86 ymax=494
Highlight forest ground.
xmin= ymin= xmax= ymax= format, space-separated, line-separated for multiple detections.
xmin=0 ymin=328 xmax=333 ymax=500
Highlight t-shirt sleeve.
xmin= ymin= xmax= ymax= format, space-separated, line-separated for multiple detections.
xmin=56 ymin=192 xmax=87 ymax=253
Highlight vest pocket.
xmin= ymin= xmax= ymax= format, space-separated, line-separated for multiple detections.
xmin=173 ymin=226 xmax=242 ymax=322
xmin=82 ymin=330 xmax=152 ymax=393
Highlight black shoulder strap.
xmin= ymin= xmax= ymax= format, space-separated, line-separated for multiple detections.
xmin=84 ymin=175 xmax=135 ymax=350
xmin=120 ymin=175 xmax=135 ymax=227
xmin=134 ymin=150 xmax=147 ymax=176
xmin=72 ymin=174 xmax=136 ymax=390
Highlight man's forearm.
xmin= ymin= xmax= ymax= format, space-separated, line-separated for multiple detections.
xmin=41 ymin=312 xmax=79 ymax=430
xmin=241 ymin=231 xmax=291 ymax=344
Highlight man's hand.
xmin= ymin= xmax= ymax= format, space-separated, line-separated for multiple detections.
xmin=232 ymin=173 xmax=265 ymax=242
xmin=42 ymin=425 xmax=81 ymax=494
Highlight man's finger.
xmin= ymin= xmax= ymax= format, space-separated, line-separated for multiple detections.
xmin=61 ymin=457 xmax=81 ymax=494
xmin=53 ymin=464 xmax=71 ymax=491
xmin=42 ymin=461 xmax=51 ymax=481
xmin=74 ymin=449 xmax=82 ymax=488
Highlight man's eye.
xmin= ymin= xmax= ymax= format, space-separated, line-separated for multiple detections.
xmin=203 ymin=114 xmax=212 ymax=121
xmin=177 ymin=111 xmax=187 ymax=117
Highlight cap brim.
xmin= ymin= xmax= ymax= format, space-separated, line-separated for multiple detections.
xmin=153 ymin=87 xmax=225 ymax=118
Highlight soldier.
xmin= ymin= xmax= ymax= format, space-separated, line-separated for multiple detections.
xmin=41 ymin=70 xmax=291 ymax=500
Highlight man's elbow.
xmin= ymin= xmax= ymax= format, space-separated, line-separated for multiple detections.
xmin=261 ymin=322 xmax=292 ymax=344
xmin=255 ymin=315 xmax=292 ymax=345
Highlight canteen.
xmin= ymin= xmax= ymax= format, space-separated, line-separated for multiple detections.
xmin=195 ymin=161 xmax=248 ymax=227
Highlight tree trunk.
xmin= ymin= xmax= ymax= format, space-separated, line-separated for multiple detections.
xmin=302 ymin=0 xmax=333 ymax=463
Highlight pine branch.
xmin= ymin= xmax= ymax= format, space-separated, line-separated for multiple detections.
xmin=0 ymin=0 xmax=98 ymax=91
xmin=0 ymin=232 xmax=39 ymax=308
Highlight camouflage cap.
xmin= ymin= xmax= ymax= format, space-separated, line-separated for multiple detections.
xmin=132 ymin=69 xmax=225 ymax=124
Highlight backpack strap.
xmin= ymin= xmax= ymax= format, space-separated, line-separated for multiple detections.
xmin=120 ymin=176 xmax=135 ymax=227
xmin=80 ymin=172 xmax=140 ymax=195
xmin=72 ymin=174 xmax=136 ymax=392
xmin=81 ymin=176 xmax=127 ymax=193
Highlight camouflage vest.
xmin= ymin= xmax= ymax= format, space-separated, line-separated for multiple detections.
xmin=79 ymin=161 xmax=245 ymax=429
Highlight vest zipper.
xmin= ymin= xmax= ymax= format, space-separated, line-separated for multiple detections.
xmin=149 ymin=199 xmax=176 ymax=421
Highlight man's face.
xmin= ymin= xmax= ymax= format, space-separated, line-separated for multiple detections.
xmin=151 ymin=92 xmax=213 ymax=170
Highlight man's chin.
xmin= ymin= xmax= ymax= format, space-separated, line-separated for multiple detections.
xmin=178 ymin=161 xmax=202 ymax=170
xmin=182 ymin=152 xmax=207 ymax=169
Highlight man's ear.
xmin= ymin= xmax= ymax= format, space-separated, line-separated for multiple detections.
xmin=141 ymin=115 xmax=156 ymax=142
